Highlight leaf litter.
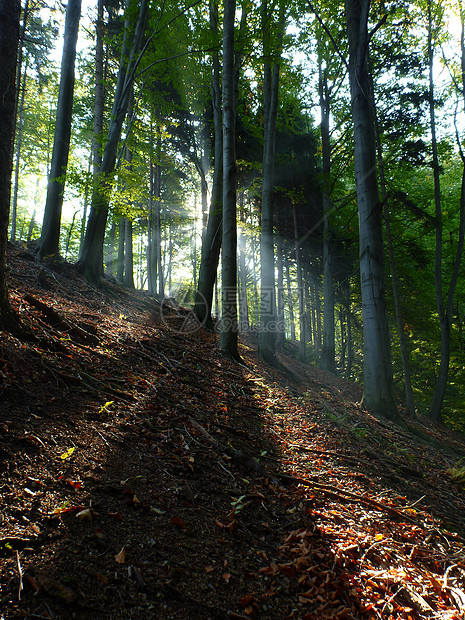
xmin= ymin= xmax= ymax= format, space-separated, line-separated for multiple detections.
xmin=1 ymin=244 xmax=465 ymax=618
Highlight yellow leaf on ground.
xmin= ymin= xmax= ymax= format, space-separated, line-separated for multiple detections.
xmin=60 ymin=447 xmax=75 ymax=460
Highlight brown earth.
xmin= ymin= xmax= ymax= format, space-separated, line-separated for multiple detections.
xmin=1 ymin=243 xmax=465 ymax=619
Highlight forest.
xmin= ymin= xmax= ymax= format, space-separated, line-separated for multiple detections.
xmin=2 ymin=1 xmax=465 ymax=429
xmin=4 ymin=2 xmax=465 ymax=618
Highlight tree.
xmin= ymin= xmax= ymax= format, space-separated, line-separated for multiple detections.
xmin=345 ymin=0 xmax=399 ymax=421
xmin=77 ymin=0 xmax=149 ymax=284
xmin=0 ymin=0 xmax=21 ymax=330
xmin=258 ymin=0 xmax=286 ymax=365
xmin=219 ymin=0 xmax=241 ymax=361
xmin=36 ymin=0 xmax=82 ymax=259
xmin=427 ymin=0 xmax=465 ymax=423
xmin=194 ymin=0 xmax=223 ymax=328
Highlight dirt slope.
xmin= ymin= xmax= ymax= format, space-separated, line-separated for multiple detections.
xmin=1 ymin=244 xmax=465 ymax=619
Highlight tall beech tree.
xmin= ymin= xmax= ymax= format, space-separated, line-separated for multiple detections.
xmin=219 ymin=0 xmax=241 ymax=361
xmin=258 ymin=0 xmax=286 ymax=365
xmin=36 ymin=0 xmax=81 ymax=259
xmin=345 ymin=0 xmax=399 ymax=421
xmin=0 ymin=0 xmax=21 ymax=329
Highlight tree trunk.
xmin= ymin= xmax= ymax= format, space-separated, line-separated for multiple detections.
xmin=147 ymin=153 xmax=158 ymax=294
xmin=123 ymin=217 xmax=134 ymax=288
xmin=10 ymin=58 xmax=28 ymax=242
xmin=238 ymin=196 xmax=249 ymax=330
xmin=319 ymin=63 xmax=336 ymax=373
xmin=116 ymin=216 xmax=124 ymax=283
xmin=77 ymin=0 xmax=148 ymax=283
xmin=37 ymin=0 xmax=81 ymax=259
xmin=285 ymin=252 xmax=296 ymax=341
xmin=427 ymin=0 xmax=465 ymax=423
xmin=219 ymin=0 xmax=241 ymax=361
xmin=293 ymin=202 xmax=306 ymax=361
xmin=258 ymin=0 xmax=285 ymax=364
xmin=275 ymin=231 xmax=285 ymax=348
xmin=371 ymin=68 xmax=415 ymax=415
xmin=92 ymin=0 xmax=104 ymax=175
xmin=0 ymin=0 xmax=20 ymax=329
xmin=194 ymin=0 xmax=223 ymax=328
xmin=345 ymin=0 xmax=398 ymax=421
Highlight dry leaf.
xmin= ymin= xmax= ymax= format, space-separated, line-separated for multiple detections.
xmin=114 ymin=547 xmax=126 ymax=564
xmin=76 ymin=508 xmax=93 ymax=522
xmin=36 ymin=573 xmax=77 ymax=604
xmin=60 ymin=447 xmax=75 ymax=460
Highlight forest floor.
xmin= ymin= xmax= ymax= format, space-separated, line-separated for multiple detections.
xmin=2 ymin=245 xmax=465 ymax=619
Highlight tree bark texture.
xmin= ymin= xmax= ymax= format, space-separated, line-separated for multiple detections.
xmin=0 ymin=0 xmax=20 ymax=328
xmin=219 ymin=0 xmax=241 ymax=360
xmin=258 ymin=0 xmax=285 ymax=364
xmin=194 ymin=0 xmax=223 ymax=329
xmin=37 ymin=0 xmax=81 ymax=258
xmin=345 ymin=0 xmax=398 ymax=421
xmin=319 ymin=63 xmax=336 ymax=373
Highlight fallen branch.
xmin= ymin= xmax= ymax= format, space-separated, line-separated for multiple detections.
xmin=188 ymin=417 xmax=265 ymax=474
xmin=273 ymin=472 xmax=426 ymax=526
xmin=24 ymin=293 xmax=99 ymax=346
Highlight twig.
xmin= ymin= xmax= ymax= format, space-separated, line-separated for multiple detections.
xmin=16 ymin=550 xmax=23 ymax=600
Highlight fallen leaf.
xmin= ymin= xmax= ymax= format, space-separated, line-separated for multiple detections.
xmin=240 ymin=594 xmax=255 ymax=606
xmin=76 ymin=508 xmax=93 ymax=522
xmin=36 ymin=573 xmax=77 ymax=603
xmin=170 ymin=517 xmax=185 ymax=528
xmin=60 ymin=447 xmax=75 ymax=460
xmin=96 ymin=571 xmax=108 ymax=584
xmin=115 ymin=547 xmax=126 ymax=564
xmin=108 ymin=511 xmax=123 ymax=521
xmin=99 ymin=400 xmax=114 ymax=414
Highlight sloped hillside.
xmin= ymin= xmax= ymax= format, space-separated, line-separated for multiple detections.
xmin=1 ymin=244 xmax=465 ymax=619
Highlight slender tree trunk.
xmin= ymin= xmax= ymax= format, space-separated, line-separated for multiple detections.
xmin=77 ymin=0 xmax=148 ymax=283
xmin=116 ymin=216 xmax=124 ymax=283
xmin=428 ymin=0 xmax=465 ymax=422
xmin=106 ymin=217 xmax=116 ymax=276
xmin=258 ymin=0 xmax=285 ymax=363
xmin=0 ymin=0 xmax=21 ymax=329
xmin=220 ymin=0 xmax=241 ymax=361
xmin=345 ymin=0 xmax=398 ymax=421
xmin=10 ymin=58 xmax=28 ymax=242
xmin=194 ymin=0 xmax=223 ymax=328
xmin=319 ymin=63 xmax=336 ymax=373
xmin=370 ymin=67 xmax=415 ymax=415
xmin=285 ymin=253 xmax=296 ymax=341
xmin=154 ymin=142 xmax=164 ymax=297
xmin=276 ymin=232 xmax=285 ymax=348
xmin=37 ymin=0 xmax=81 ymax=259
xmin=238 ymin=198 xmax=249 ymax=330
xmin=27 ymin=210 xmax=36 ymax=243
xmin=147 ymin=152 xmax=158 ymax=294
xmin=251 ymin=232 xmax=260 ymax=326
xmin=293 ymin=203 xmax=306 ymax=361
xmin=92 ymin=0 xmax=104 ymax=175
xmin=123 ymin=217 xmax=134 ymax=288
xmin=10 ymin=0 xmax=30 ymax=242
